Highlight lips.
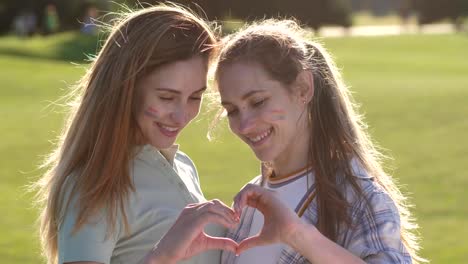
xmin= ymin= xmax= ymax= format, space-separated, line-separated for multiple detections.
xmin=156 ymin=122 xmax=180 ymax=138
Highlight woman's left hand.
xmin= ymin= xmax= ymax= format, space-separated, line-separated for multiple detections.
xmin=233 ymin=183 xmax=304 ymax=254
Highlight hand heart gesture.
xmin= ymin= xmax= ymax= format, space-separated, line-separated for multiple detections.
xmin=233 ymin=183 xmax=303 ymax=255
xmin=147 ymin=199 xmax=239 ymax=263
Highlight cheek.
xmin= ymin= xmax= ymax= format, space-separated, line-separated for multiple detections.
xmin=187 ymin=101 xmax=202 ymax=119
xmin=264 ymin=108 xmax=287 ymax=122
xmin=227 ymin=117 xmax=240 ymax=133
xmin=143 ymin=106 xmax=160 ymax=119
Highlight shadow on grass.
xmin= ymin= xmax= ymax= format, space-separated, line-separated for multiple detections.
xmin=0 ymin=33 xmax=100 ymax=62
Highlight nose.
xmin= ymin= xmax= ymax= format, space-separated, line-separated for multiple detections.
xmin=237 ymin=112 xmax=257 ymax=135
xmin=170 ymin=105 xmax=189 ymax=126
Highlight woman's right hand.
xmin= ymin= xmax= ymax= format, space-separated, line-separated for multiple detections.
xmin=144 ymin=199 xmax=239 ymax=264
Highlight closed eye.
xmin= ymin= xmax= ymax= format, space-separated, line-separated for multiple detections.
xmin=252 ymin=98 xmax=267 ymax=107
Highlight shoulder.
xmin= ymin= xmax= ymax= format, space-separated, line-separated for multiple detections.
xmin=175 ymin=150 xmax=196 ymax=168
xmin=174 ymin=150 xmax=200 ymax=184
xmin=58 ymin=176 xmax=121 ymax=262
xmin=175 ymin=150 xmax=197 ymax=174
xmin=343 ymin=159 xmax=399 ymax=219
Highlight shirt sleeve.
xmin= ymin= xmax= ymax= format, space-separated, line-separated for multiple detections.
xmin=346 ymin=189 xmax=412 ymax=264
xmin=58 ymin=196 xmax=121 ymax=264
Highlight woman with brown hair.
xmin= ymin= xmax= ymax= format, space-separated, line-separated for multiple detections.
xmin=34 ymin=4 xmax=238 ymax=264
xmin=149 ymin=19 xmax=425 ymax=264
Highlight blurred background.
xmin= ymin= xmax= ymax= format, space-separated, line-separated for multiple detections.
xmin=0 ymin=0 xmax=467 ymax=263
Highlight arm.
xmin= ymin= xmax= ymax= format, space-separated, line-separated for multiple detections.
xmin=287 ymin=220 xmax=365 ymax=263
xmin=234 ymin=184 xmax=365 ymax=263
xmin=346 ymin=190 xmax=413 ymax=263
xmin=59 ymin=195 xmax=119 ymax=264
xmin=144 ymin=199 xmax=239 ymax=264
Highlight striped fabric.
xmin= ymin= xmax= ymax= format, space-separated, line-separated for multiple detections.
xmin=221 ymin=163 xmax=412 ymax=264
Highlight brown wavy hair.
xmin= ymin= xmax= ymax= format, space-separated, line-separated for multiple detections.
xmin=212 ymin=19 xmax=425 ymax=263
xmin=33 ymin=4 xmax=217 ymax=264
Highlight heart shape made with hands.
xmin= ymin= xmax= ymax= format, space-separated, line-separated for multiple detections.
xmin=164 ymin=184 xmax=302 ymax=261
xmin=230 ymin=183 xmax=302 ymax=255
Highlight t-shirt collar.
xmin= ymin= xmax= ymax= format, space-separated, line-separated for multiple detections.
xmin=138 ymin=144 xmax=179 ymax=164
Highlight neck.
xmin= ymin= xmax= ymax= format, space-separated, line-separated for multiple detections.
xmin=272 ymin=126 xmax=311 ymax=177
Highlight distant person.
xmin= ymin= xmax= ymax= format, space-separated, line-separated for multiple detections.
xmin=81 ymin=5 xmax=99 ymax=35
xmin=44 ymin=4 xmax=59 ymax=34
xmin=13 ymin=12 xmax=28 ymax=37
xmin=148 ymin=19 xmax=426 ymax=264
xmin=24 ymin=9 xmax=38 ymax=36
xmin=13 ymin=10 xmax=36 ymax=37
xmin=33 ymin=4 xmax=237 ymax=264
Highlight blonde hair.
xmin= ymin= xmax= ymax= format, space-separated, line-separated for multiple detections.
xmin=33 ymin=4 xmax=217 ymax=264
xmin=213 ymin=19 xmax=425 ymax=263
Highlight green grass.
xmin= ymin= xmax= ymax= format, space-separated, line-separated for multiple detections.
xmin=0 ymin=32 xmax=99 ymax=62
xmin=1 ymin=32 xmax=467 ymax=263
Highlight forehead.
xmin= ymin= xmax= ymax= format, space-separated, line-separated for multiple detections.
xmin=139 ymin=56 xmax=207 ymax=93
xmin=217 ymin=61 xmax=286 ymax=99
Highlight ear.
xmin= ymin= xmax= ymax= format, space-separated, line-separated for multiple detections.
xmin=294 ymin=70 xmax=314 ymax=105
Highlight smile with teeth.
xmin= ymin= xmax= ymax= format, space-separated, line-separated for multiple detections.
xmin=247 ymin=128 xmax=272 ymax=144
xmin=160 ymin=124 xmax=178 ymax=132
xmin=156 ymin=122 xmax=180 ymax=137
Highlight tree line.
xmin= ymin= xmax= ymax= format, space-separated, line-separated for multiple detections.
xmin=0 ymin=0 xmax=466 ymax=34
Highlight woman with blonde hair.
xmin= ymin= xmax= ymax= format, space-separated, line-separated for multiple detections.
xmin=34 ymin=4 xmax=239 ymax=264
xmin=149 ymin=19 xmax=425 ymax=264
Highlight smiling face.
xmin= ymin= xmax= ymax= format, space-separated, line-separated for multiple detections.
xmin=136 ymin=56 xmax=207 ymax=149
xmin=218 ymin=61 xmax=310 ymax=164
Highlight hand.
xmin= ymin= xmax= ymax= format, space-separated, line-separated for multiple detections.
xmin=146 ymin=199 xmax=239 ymax=264
xmin=233 ymin=184 xmax=303 ymax=255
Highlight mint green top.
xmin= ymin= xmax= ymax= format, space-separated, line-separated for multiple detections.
xmin=58 ymin=144 xmax=224 ymax=264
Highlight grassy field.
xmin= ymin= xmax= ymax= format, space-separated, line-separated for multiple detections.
xmin=0 ymin=32 xmax=467 ymax=263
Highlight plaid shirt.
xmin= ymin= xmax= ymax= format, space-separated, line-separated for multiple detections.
xmin=221 ymin=165 xmax=412 ymax=264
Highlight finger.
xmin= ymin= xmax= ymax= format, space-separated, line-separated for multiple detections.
xmin=233 ymin=184 xmax=263 ymax=215
xmin=179 ymin=202 xmax=213 ymax=219
xmin=183 ymin=202 xmax=207 ymax=211
xmin=197 ymin=210 xmax=238 ymax=229
xmin=198 ymin=202 xmax=239 ymax=224
xmin=210 ymin=199 xmax=239 ymax=221
xmin=233 ymin=184 xmax=254 ymax=215
xmin=204 ymin=235 xmax=239 ymax=253
xmin=237 ymin=235 xmax=266 ymax=255
xmin=244 ymin=187 xmax=280 ymax=214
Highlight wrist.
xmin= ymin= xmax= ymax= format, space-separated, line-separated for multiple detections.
xmin=146 ymin=245 xmax=178 ymax=264
xmin=285 ymin=219 xmax=319 ymax=252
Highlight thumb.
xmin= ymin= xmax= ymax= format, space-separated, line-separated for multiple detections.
xmin=204 ymin=235 xmax=239 ymax=253
xmin=236 ymin=235 xmax=265 ymax=255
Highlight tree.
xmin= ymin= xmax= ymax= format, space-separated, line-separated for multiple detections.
xmin=414 ymin=0 xmax=468 ymax=31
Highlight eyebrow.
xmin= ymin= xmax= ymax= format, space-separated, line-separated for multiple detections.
xmin=155 ymin=86 xmax=207 ymax=95
xmin=221 ymin=89 xmax=267 ymax=106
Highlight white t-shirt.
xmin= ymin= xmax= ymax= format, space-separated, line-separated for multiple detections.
xmin=236 ymin=167 xmax=314 ymax=264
